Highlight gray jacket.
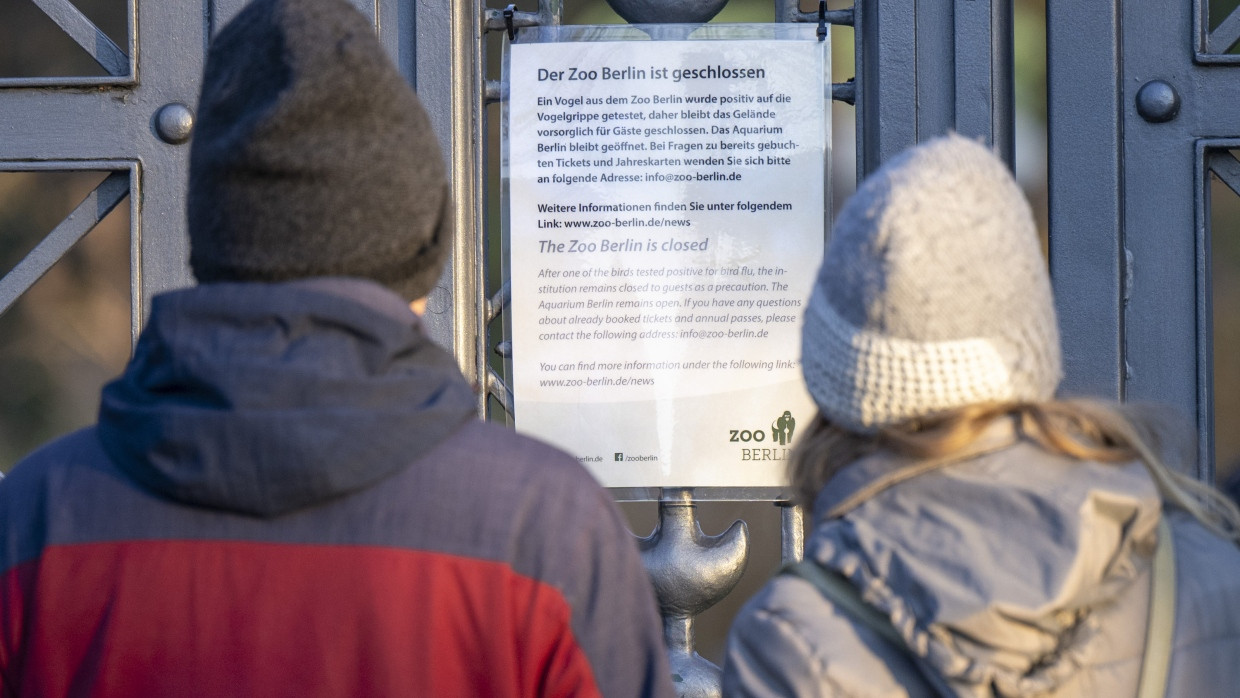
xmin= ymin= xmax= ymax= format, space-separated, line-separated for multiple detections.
xmin=723 ymin=422 xmax=1240 ymax=697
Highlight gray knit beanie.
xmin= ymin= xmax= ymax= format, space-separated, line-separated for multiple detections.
xmin=801 ymin=134 xmax=1061 ymax=432
xmin=187 ymin=0 xmax=450 ymax=301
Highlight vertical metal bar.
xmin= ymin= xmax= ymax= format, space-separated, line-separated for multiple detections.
xmin=128 ymin=165 xmax=142 ymax=347
xmin=1122 ymin=130 xmax=1200 ymax=467
xmin=856 ymin=0 xmax=872 ymax=179
xmin=774 ymin=0 xmax=799 ymax=24
xmin=1198 ymin=145 xmax=1216 ymax=481
xmin=953 ymin=0 xmax=1014 ymax=163
xmin=375 ymin=0 xmax=416 ymax=82
xmin=1196 ymin=0 xmax=1209 ymax=55
xmin=128 ymin=0 xmax=198 ymax=325
xmin=1046 ymin=0 xmax=1124 ymax=400
xmin=857 ymin=0 xmax=917 ymax=175
xmin=917 ymin=0 xmax=954 ymax=143
xmin=992 ymin=0 xmax=1014 ymax=165
xmin=1119 ymin=0 xmax=1202 ymax=475
xmin=858 ymin=0 xmax=1013 ymax=177
xmin=952 ymin=0 xmax=985 ymax=140
xmin=449 ymin=0 xmax=487 ymax=414
xmin=779 ymin=502 xmax=805 ymax=564
xmin=414 ymin=0 xmax=459 ymax=352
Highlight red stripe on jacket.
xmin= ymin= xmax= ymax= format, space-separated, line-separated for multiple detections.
xmin=1 ymin=541 xmax=602 ymax=698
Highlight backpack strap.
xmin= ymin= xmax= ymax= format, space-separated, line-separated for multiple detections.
xmin=1137 ymin=517 xmax=1176 ymax=698
xmin=782 ymin=560 xmax=906 ymax=648
xmin=781 ymin=560 xmax=953 ymax=696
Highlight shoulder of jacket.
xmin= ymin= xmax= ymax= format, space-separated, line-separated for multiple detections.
xmin=429 ymin=420 xmax=618 ymax=527
xmin=3 ymin=428 xmax=106 ymax=489
xmin=442 ymin=419 xmax=578 ymax=462
xmin=728 ymin=573 xmax=928 ymax=698
xmin=442 ymin=420 xmax=602 ymax=482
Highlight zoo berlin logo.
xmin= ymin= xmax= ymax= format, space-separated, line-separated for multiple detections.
xmin=730 ymin=410 xmax=796 ymax=461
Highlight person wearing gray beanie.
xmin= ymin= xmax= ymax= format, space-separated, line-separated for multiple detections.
xmin=723 ymin=135 xmax=1240 ymax=698
xmin=0 ymin=1 xmax=675 ymax=695
xmin=188 ymin=0 xmax=450 ymax=301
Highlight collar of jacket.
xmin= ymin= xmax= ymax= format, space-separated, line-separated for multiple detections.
xmin=815 ymin=417 xmax=1021 ymax=520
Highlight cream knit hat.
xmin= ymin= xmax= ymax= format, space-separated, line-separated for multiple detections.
xmin=801 ymin=134 xmax=1061 ymax=432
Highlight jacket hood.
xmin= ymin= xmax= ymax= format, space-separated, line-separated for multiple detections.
xmin=98 ymin=278 xmax=477 ymax=517
xmin=808 ymin=419 xmax=1161 ymax=696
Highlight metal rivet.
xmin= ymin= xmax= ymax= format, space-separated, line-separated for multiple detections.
xmin=1136 ymin=80 xmax=1180 ymax=123
xmin=154 ymin=103 xmax=195 ymax=144
xmin=603 ymin=0 xmax=730 ymax=24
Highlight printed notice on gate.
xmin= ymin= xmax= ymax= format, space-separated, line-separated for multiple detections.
xmin=506 ymin=27 xmax=828 ymax=490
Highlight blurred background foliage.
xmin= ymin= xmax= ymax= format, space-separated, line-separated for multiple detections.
xmin=3 ymin=0 xmax=1240 ymax=662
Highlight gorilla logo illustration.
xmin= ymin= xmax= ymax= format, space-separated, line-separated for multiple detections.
xmin=771 ymin=411 xmax=795 ymax=445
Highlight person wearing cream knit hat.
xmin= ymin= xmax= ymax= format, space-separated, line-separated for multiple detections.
xmin=723 ymin=135 xmax=1240 ymax=698
xmin=801 ymin=133 xmax=1060 ymax=432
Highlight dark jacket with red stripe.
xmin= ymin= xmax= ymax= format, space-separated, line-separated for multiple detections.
xmin=0 ymin=278 xmax=673 ymax=698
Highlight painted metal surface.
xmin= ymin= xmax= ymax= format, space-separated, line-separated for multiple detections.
xmin=0 ymin=0 xmax=192 ymax=337
xmin=0 ymin=0 xmax=413 ymax=332
xmin=855 ymin=0 xmax=1013 ymax=177
xmin=1048 ymin=0 xmax=1240 ymax=479
xmin=1045 ymin=1 xmax=1124 ymax=403
xmin=638 ymin=489 xmax=749 ymax=695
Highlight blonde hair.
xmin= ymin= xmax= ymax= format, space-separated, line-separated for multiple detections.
xmin=789 ymin=400 xmax=1240 ymax=544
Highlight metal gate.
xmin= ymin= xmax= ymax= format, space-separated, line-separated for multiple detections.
xmin=0 ymin=0 xmax=420 ymax=326
xmin=1048 ymin=0 xmax=1240 ymax=483
xmin=0 ymin=0 xmax=1230 ymax=694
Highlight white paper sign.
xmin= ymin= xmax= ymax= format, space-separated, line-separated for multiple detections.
xmin=506 ymin=28 xmax=828 ymax=490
